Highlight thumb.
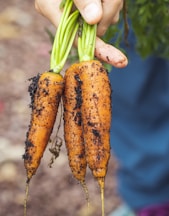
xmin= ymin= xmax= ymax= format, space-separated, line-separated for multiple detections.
xmin=73 ymin=0 xmax=103 ymax=24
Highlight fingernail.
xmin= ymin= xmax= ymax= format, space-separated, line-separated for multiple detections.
xmin=83 ymin=3 xmax=101 ymax=24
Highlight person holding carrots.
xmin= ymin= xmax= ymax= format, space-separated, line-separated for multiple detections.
xmin=35 ymin=0 xmax=128 ymax=69
xmin=34 ymin=0 xmax=169 ymax=215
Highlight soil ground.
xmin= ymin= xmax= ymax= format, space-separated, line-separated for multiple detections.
xmin=0 ymin=1 xmax=121 ymax=215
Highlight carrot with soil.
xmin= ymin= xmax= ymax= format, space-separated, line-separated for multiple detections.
xmin=79 ymin=60 xmax=111 ymax=215
xmin=79 ymin=60 xmax=111 ymax=180
xmin=23 ymin=71 xmax=64 ymax=216
xmin=63 ymin=63 xmax=89 ymax=204
xmin=23 ymin=0 xmax=79 ymax=184
xmin=23 ymin=1 xmax=80 ymax=215
xmin=23 ymin=72 xmax=64 ymax=183
xmin=77 ymin=19 xmax=112 ymax=216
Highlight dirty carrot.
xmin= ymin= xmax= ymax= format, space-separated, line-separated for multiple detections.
xmin=63 ymin=63 xmax=89 ymax=204
xmin=23 ymin=1 xmax=80 ymax=215
xmin=77 ymin=19 xmax=112 ymax=216
xmin=23 ymin=71 xmax=63 ymax=216
xmin=79 ymin=60 xmax=111 ymax=215
xmin=63 ymin=63 xmax=86 ymax=182
xmin=79 ymin=60 xmax=111 ymax=179
xmin=23 ymin=0 xmax=79 ymax=184
xmin=23 ymin=71 xmax=64 ymax=183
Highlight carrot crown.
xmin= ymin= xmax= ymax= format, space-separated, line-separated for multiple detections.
xmin=50 ymin=0 xmax=79 ymax=73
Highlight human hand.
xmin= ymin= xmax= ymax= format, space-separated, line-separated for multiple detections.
xmin=35 ymin=0 xmax=128 ymax=68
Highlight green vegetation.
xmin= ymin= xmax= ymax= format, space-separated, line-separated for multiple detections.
xmin=103 ymin=0 xmax=169 ymax=59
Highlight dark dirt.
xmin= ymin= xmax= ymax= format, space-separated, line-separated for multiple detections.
xmin=0 ymin=1 xmax=121 ymax=215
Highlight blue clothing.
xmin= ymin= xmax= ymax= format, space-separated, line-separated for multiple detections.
xmin=109 ymin=33 xmax=169 ymax=210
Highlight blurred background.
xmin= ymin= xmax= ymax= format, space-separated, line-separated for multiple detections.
xmin=0 ymin=1 xmax=120 ymax=215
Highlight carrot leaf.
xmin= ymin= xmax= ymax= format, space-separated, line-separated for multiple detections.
xmin=78 ymin=18 xmax=97 ymax=62
xmin=50 ymin=0 xmax=79 ymax=73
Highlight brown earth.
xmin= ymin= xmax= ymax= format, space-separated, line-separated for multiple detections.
xmin=0 ymin=1 xmax=121 ymax=215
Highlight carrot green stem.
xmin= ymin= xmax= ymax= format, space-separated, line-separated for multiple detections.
xmin=50 ymin=0 xmax=72 ymax=67
xmin=60 ymin=10 xmax=79 ymax=59
xmin=78 ymin=18 xmax=97 ymax=61
xmin=50 ymin=0 xmax=79 ymax=73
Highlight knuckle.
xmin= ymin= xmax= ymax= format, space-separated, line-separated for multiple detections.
xmin=111 ymin=14 xmax=120 ymax=24
xmin=97 ymin=26 xmax=107 ymax=37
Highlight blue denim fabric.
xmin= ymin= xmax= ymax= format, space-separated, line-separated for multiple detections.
xmin=109 ymin=30 xmax=169 ymax=209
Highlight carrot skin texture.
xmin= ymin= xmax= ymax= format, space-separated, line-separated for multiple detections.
xmin=63 ymin=64 xmax=87 ymax=182
xmin=79 ymin=60 xmax=112 ymax=179
xmin=23 ymin=72 xmax=64 ymax=182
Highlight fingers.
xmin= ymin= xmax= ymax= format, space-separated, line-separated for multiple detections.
xmin=97 ymin=0 xmax=124 ymax=36
xmin=95 ymin=37 xmax=128 ymax=68
xmin=34 ymin=0 xmax=128 ymax=68
xmin=35 ymin=0 xmax=123 ymax=32
xmin=73 ymin=0 xmax=103 ymax=24
xmin=35 ymin=0 xmax=123 ymax=35
xmin=35 ymin=0 xmax=62 ymax=27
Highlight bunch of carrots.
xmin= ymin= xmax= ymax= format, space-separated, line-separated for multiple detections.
xmin=23 ymin=0 xmax=112 ymax=215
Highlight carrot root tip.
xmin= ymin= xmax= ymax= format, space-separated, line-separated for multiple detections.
xmin=97 ymin=177 xmax=105 ymax=216
xmin=24 ymin=182 xmax=29 ymax=216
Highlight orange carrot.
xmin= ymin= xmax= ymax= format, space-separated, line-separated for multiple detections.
xmin=23 ymin=2 xmax=80 ymax=215
xmin=79 ymin=60 xmax=112 ymax=216
xmin=63 ymin=63 xmax=87 ymax=183
xmin=23 ymin=71 xmax=64 ymax=183
xmin=79 ymin=60 xmax=111 ymax=179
